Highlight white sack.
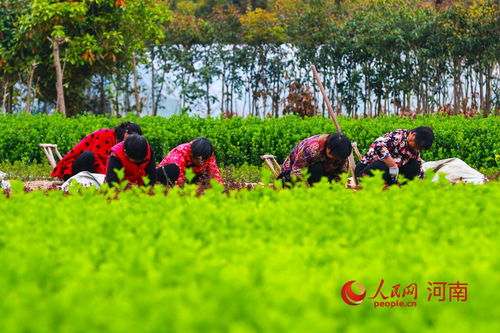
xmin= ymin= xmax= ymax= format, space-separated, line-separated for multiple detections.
xmin=0 ymin=171 xmax=10 ymax=190
xmin=422 ymin=158 xmax=487 ymax=184
xmin=60 ymin=171 xmax=105 ymax=191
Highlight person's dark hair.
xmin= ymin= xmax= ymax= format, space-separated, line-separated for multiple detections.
xmin=190 ymin=137 xmax=214 ymax=160
xmin=326 ymin=133 xmax=352 ymax=160
xmin=123 ymin=134 xmax=148 ymax=161
xmin=411 ymin=126 xmax=434 ymax=150
xmin=115 ymin=121 xmax=143 ymax=142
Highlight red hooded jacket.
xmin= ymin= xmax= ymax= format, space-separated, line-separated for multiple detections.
xmin=107 ymin=141 xmax=152 ymax=186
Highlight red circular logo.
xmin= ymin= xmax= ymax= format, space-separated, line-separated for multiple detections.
xmin=341 ymin=281 xmax=366 ymax=306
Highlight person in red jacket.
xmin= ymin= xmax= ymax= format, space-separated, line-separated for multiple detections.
xmin=158 ymin=137 xmax=224 ymax=186
xmin=51 ymin=122 xmax=142 ymax=181
xmin=105 ymin=134 xmax=157 ymax=187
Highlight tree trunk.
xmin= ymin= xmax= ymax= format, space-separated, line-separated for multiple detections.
xmin=132 ymin=53 xmax=141 ymax=116
xmin=453 ymin=58 xmax=462 ymax=115
xmin=363 ymin=78 xmax=367 ymax=117
xmin=2 ymin=80 xmax=8 ymax=115
xmin=336 ymin=70 xmax=343 ymax=116
xmin=417 ymin=81 xmax=421 ymax=112
xmin=180 ymin=69 xmax=185 ymax=110
xmin=151 ymin=49 xmax=156 ymax=116
xmin=230 ymin=81 xmax=234 ymax=116
xmin=444 ymin=82 xmax=448 ymax=108
xmin=36 ymin=94 xmax=41 ymax=115
xmin=51 ymin=36 xmax=66 ymax=116
xmin=114 ymin=74 xmax=120 ymax=117
xmin=376 ymin=95 xmax=381 ymax=117
xmin=273 ymin=74 xmax=279 ymax=118
xmin=333 ymin=70 xmax=339 ymax=118
xmin=472 ymin=67 xmax=478 ymax=112
xmin=153 ymin=67 xmax=166 ymax=117
xmin=87 ymin=84 xmax=93 ymax=114
xmin=25 ymin=62 xmax=38 ymax=114
xmin=242 ymin=86 xmax=246 ymax=118
xmin=125 ymin=72 xmax=131 ymax=114
xmin=368 ymin=87 xmax=372 ymax=118
xmin=8 ymin=84 xmax=13 ymax=113
xmin=99 ymin=74 xmax=105 ymax=114
xmin=221 ymin=60 xmax=225 ymax=115
xmin=425 ymin=78 xmax=429 ymax=113
xmin=484 ymin=64 xmax=492 ymax=116
xmin=206 ymin=80 xmax=211 ymax=117
xmin=464 ymin=67 xmax=469 ymax=103
xmin=479 ymin=66 xmax=484 ymax=112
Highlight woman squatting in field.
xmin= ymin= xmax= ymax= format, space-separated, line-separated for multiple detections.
xmin=51 ymin=121 xmax=142 ymax=181
xmin=105 ymin=134 xmax=156 ymax=187
xmin=104 ymin=133 xmax=182 ymax=188
xmin=355 ymin=127 xmax=435 ymax=185
xmin=157 ymin=137 xmax=224 ymax=187
xmin=278 ymin=133 xmax=353 ymax=186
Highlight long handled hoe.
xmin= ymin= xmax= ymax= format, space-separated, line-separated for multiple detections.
xmin=260 ymin=67 xmax=362 ymax=188
xmin=260 ymin=65 xmax=361 ymax=187
xmin=311 ymin=65 xmax=358 ymax=187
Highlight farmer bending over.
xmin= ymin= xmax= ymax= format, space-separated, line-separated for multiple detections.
xmin=158 ymin=137 xmax=223 ymax=186
xmin=355 ymin=127 xmax=435 ymax=185
xmin=105 ymin=134 xmax=157 ymax=187
xmin=51 ymin=121 xmax=142 ymax=181
xmin=278 ymin=133 xmax=352 ymax=186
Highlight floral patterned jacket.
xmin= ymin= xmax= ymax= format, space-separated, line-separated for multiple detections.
xmin=280 ymin=134 xmax=348 ymax=179
xmin=360 ymin=129 xmax=424 ymax=177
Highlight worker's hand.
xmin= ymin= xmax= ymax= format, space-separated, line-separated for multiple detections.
xmin=389 ymin=166 xmax=399 ymax=181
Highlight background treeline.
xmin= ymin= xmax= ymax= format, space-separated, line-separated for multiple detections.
xmin=0 ymin=0 xmax=499 ymax=118
xmin=0 ymin=114 xmax=498 ymax=168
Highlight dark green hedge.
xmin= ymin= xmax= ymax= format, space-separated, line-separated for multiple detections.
xmin=0 ymin=114 xmax=498 ymax=168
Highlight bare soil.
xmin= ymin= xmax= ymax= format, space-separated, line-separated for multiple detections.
xmin=24 ymin=181 xmax=62 ymax=191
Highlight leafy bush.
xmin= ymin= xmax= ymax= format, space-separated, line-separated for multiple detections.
xmin=0 ymin=179 xmax=498 ymax=331
xmin=0 ymin=114 xmax=498 ymax=169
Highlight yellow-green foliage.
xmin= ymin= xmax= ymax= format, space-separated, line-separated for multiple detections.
xmin=0 ymin=178 xmax=499 ymax=332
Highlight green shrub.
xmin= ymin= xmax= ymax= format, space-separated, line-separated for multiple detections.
xmin=0 ymin=114 xmax=498 ymax=169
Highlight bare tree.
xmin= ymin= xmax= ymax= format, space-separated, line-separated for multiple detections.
xmin=25 ymin=62 xmax=38 ymax=114
xmin=1 ymin=79 xmax=9 ymax=115
xmin=49 ymin=36 xmax=67 ymax=116
xmin=132 ymin=53 xmax=141 ymax=116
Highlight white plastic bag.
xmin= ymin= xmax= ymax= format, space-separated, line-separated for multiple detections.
xmin=422 ymin=158 xmax=487 ymax=184
xmin=60 ymin=171 xmax=105 ymax=191
xmin=0 ymin=171 xmax=11 ymax=190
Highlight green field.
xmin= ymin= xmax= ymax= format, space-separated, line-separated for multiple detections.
xmin=0 ymin=177 xmax=499 ymax=332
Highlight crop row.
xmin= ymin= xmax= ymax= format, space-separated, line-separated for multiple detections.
xmin=0 ymin=114 xmax=498 ymax=168
xmin=0 ymin=178 xmax=499 ymax=331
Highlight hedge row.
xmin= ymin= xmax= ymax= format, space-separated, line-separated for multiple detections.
xmin=0 ymin=114 xmax=498 ymax=168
